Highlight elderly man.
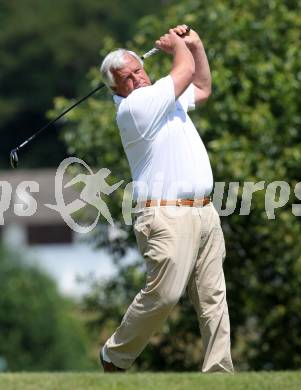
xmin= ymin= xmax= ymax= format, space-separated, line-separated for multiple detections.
xmin=99 ymin=25 xmax=234 ymax=373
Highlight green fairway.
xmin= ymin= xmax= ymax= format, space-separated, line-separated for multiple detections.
xmin=0 ymin=371 xmax=300 ymax=390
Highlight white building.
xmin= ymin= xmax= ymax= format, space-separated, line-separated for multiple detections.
xmin=0 ymin=169 xmax=118 ymax=297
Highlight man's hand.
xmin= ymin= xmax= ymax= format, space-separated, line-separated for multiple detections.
xmin=172 ymin=25 xmax=202 ymax=51
xmin=155 ymin=29 xmax=186 ymax=54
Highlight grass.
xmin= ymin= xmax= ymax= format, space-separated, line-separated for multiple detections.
xmin=0 ymin=371 xmax=301 ymax=390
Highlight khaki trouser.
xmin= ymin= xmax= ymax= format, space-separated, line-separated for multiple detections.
xmin=104 ymin=203 xmax=234 ymax=372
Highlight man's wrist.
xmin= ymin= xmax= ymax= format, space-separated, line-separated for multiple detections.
xmin=173 ymin=39 xmax=191 ymax=54
xmin=189 ymin=40 xmax=203 ymax=51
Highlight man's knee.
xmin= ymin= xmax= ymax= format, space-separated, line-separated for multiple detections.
xmin=158 ymin=288 xmax=182 ymax=309
xmin=142 ymin=288 xmax=181 ymax=310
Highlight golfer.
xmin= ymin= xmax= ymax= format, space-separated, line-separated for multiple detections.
xmin=99 ymin=25 xmax=234 ymax=373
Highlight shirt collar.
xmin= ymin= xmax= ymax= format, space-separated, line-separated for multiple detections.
xmin=113 ymin=94 xmax=123 ymax=108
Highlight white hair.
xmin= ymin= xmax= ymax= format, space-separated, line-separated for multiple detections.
xmin=100 ymin=49 xmax=144 ymax=92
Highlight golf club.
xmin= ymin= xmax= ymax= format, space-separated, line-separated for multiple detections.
xmin=10 ymin=26 xmax=190 ymax=168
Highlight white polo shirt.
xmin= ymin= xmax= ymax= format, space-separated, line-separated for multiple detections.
xmin=113 ymin=75 xmax=213 ymax=201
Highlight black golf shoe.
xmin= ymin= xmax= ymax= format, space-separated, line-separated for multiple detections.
xmin=99 ymin=349 xmax=125 ymax=373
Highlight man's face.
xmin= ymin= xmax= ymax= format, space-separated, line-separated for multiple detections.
xmin=111 ymin=54 xmax=151 ymax=97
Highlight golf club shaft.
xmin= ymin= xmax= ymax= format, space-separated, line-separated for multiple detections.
xmin=16 ymin=83 xmax=106 ymax=151
xmin=140 ymin=47 xmax=160 ymax=60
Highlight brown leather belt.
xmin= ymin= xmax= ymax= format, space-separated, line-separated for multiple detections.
xmin=139 ymin=197 xmax=211 ymax=208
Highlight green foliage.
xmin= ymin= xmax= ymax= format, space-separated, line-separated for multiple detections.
xmin=0 ymin=0 xmax=169 ymax=168
xmin=53 ymin=0 xmax=301 ymax=371
xmin=0 ymin=245 xmax=92 ymax=371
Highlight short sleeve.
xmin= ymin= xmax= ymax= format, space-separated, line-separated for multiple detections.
xmin=125 ymin=75 xmax=176 ymax=140
xmin=177 ymin=83 xmax=195 ymax=112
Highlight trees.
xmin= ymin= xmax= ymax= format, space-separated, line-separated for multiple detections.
xmin=0 ymin=0 xmax=169 ymax=168
xmin=53 ymin=0 xmax=301 ymax=370
xmin=0 ymin=245 xmax=92 ymax=371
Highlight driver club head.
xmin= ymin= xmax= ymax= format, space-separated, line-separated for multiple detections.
xmin=10 ymin=149 xmax=19 ymax=169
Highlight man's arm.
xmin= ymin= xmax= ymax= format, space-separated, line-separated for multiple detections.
xmin=155 ymin=29 xmax=195 ymax=99
xmin=172 ymin=25 xmax=212 ymax=105
xmin=190 ymin=40 xmax=212 ymax=105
